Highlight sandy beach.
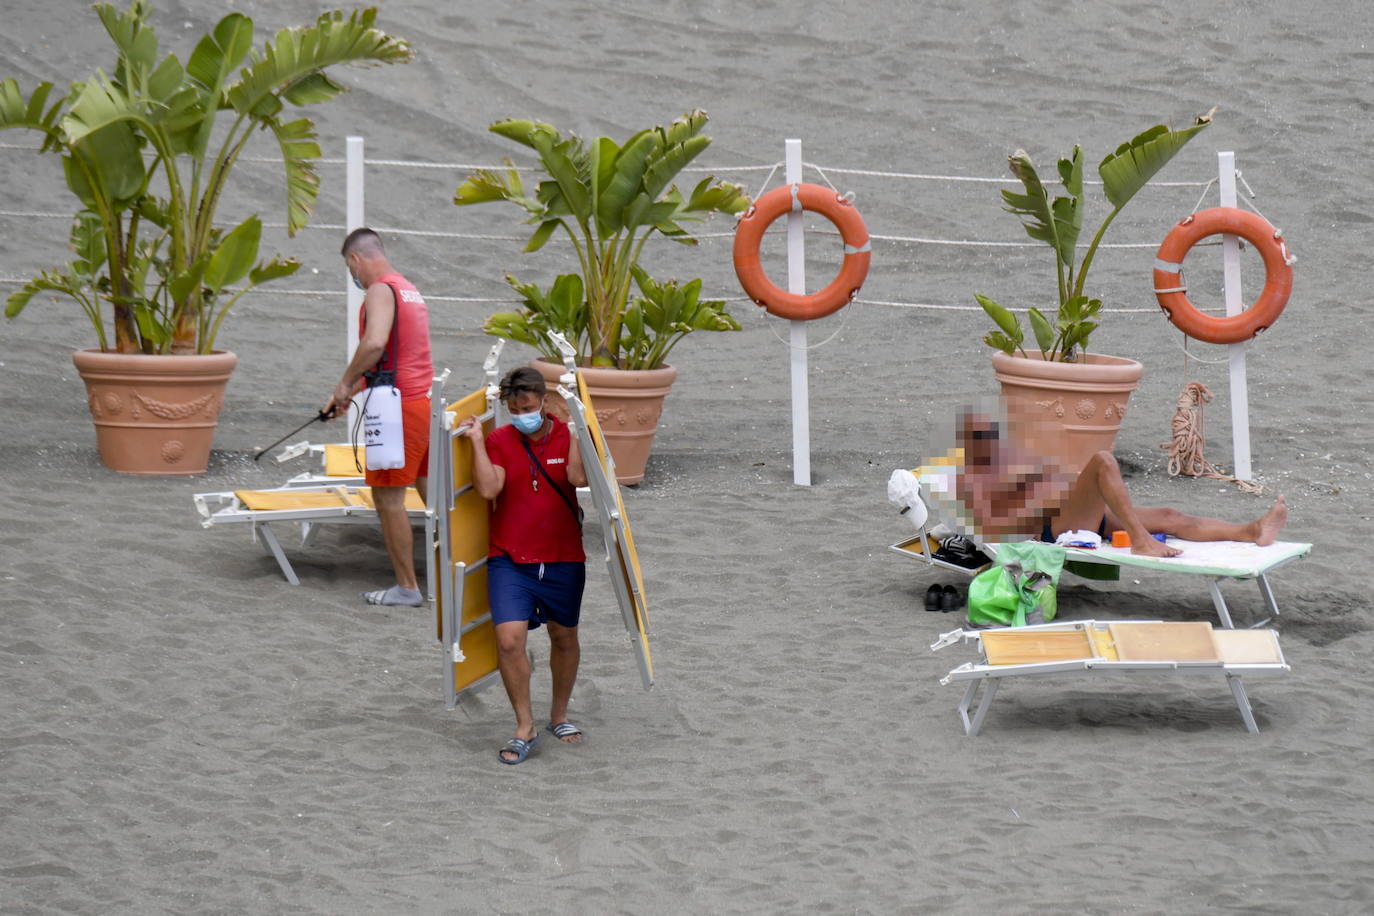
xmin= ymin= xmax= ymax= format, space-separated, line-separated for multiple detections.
xmin=3 ymin=0 xmax=1373 ymax=912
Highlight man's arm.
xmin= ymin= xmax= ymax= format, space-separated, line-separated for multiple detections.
xmin=323 ymin=283 xmax=395 ymax=417
xmin=565 ymin=422 xmax=586 ymax=488
xmin=462 ymin=420 xmax=505 ymax=500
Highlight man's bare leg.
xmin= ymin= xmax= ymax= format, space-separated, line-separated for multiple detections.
xmin=373 ymin=485 xmax=419 ymax=590
xmin=1054 ymin=452 xmax=1288 ymax=556
xmin=1051 ymin=451 xmax=1180 ymax=557
xmin=1131 ymin=494 xmax=1288 ymax=546
xmin=495 ymin=620 xmax=538 ymax=761
xmin=545 ymin=621 xmax=582 ymax=743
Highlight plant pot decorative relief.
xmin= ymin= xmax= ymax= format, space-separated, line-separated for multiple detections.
xmin=532 ymin=359 xmax=677 ymax=486
xmin=990 ymin=350 xmax=1143 ymax=475
xmin=72 ymin=349 xmax=237 ymax=475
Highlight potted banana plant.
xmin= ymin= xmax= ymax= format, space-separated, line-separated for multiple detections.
xmin=453 ymin=110 xmax=750 ymax=483
xmin=974 ymin=112 xmax=1212 ymax=472
xmin=1 ymin=1 xmax=412 ymax=474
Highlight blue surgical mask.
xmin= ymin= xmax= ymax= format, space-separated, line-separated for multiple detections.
xmin=510 ymin=410 xmax=544 ymax=435
xmin=351 ymin=274 xmax=365 ymax=291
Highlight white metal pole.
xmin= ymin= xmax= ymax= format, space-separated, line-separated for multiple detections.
xmin=1218 ymin=151 xmax=1252 ymax=480
xmin=345 ymin=136 xmax=365 ymax=436
xmin=345 ymin=136 xmax=365 ymax=360
xmin=785 ymin=139 xmax=810 ymax=487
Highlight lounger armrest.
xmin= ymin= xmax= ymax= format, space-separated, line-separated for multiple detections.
xmin=931 ymin=628 xmax=971 ymax=651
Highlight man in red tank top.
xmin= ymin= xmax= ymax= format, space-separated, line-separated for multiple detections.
xmin=323 ymin=228 xmax=434 ymax=607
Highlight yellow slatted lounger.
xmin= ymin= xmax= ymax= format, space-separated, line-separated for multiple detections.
xmin=194 ymin=484 xmax=430 ymax=585
xmin=931 ymin=619 xmax=1290 ymax=735
xmin=192 ymin=366 xmax=471 ymax=587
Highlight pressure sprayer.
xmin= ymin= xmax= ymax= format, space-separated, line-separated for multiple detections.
xmin=352 ymin=304 xmax=406 ymax=472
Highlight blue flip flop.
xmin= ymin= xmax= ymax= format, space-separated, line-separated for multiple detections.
xmin=546 ymin=721 xmax=583 ymax=742
xmin=498 ymin=734 xmax=538 ymax=765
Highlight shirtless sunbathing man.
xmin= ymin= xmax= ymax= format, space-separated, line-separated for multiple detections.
xmin=954 ymin=412 xmax=1287 ymax=558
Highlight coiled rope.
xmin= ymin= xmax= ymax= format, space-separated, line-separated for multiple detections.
xmin=1162 ymin=381 xmax=1263 ymax=493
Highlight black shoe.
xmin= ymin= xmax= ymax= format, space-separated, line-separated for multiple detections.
xmin=925 ymin=584 xmax=942 ymax=612
xmin=939 ymin=585 xmax=961 ymax=612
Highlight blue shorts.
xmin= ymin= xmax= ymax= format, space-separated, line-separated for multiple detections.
xmin=487 ymin=555 xmax=585 ymax=630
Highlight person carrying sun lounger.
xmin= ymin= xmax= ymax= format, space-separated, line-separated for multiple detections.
xmin=461 ymin=368 xmax=589 ymax=765
xmin=953 ymin=410 xmax=1287 ymax=558
xmin=322 ymin=228 xmax=434 ymax=606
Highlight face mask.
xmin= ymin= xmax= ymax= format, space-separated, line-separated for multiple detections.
xmin=351 ymin=274 xmax=365 ymax=291
xmin=510 ymin=410 xmax=544 ymax=435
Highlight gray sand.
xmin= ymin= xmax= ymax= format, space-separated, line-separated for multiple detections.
xmin=2 ymin=1 xmax=1372 ymax=912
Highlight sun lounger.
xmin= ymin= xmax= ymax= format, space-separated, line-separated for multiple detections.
xmin=986 ymin=539 xmax=1311 ymax=629
xmin=193 ymin=368 xmax=460 ymax=586
xmin=932 ymin=619 xmax=1289 ymax=735
xmin=193 ymin=484 xmax=430 ymax=585
xmin=887 ymin=468 xmax=1311 ymax=628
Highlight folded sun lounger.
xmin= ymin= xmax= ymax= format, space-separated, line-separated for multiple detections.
xmin=932 ymin=619 xmax=1289 ymax=735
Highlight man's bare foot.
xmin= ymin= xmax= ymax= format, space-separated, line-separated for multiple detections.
xmin=1131 ymin=536 xmax=1182 ymax=558
xmin=1252 ymin=495 xmax=1288 ymax=546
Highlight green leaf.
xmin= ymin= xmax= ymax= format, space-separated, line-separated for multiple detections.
xmin=96 ymin=0 xmax=159 ymax=86
xmin=131 ymin=299 xmax=169 ymax=347
xmin=982 ymin=331 xmax=1018 ymax=355
xmin=642 ymin=133 xmax=708 ymax=202
xmin=67 ymin=210 xmax=106 ymax=276
xmin=975 ymin=293 xmax=1023 ymax=345
xmin=227 ymin=7 xmax=413 ymax=118
xmin=168 ymin=258 xmax=207 ymax=304
xmin=204 ymin=216 xmax=262 ymax=289
xmin=1003 ymin=147 xmax=1080 ymax=270
xmin=248 ymin=256 xmax=300 ymax=285
xmin=266 ymin=117 xmax=321 ymax=235
xmin=1027 ymin=307 xmax=1056 ymax=352
xmin=523 ymin=219 xmax=560 ymax=253
xmin=597 ymin=130 xmax=656 ymax=231
xmin=1099 ymin=114 xmax=1211 ymax=210
xmin=186 ymin=13 xmax=254 ymax=92
xmin=531 ymin=132 xmax=590 ymax=222
xmin=281 ymin=72 xmax=348 ymax=106
xmin=454 ymin=169 xmax=519 ymax=206
xmin=489 ymin=118 xmax=553 ymax=150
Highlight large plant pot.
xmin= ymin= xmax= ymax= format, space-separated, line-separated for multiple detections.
xmin=991 ymin=350 xmax=1143 ymax=475
xmin=72 ymin=349 xmax=237 ymax=476
xmin=532 ymin=359 xmax=677 ymax=485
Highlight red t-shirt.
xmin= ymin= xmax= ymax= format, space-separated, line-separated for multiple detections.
xmin=484 ymin=416 xmax=586 ymax=563
xmin=358 ymin=272 xmax=433 ymax=400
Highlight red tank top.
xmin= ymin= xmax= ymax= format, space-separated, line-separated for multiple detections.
xmin=358 ymin=272 xmax=433 ymax=400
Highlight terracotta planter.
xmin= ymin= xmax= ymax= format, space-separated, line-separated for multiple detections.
xmin=532 ymin=359 xmax=677 ymax=485
xmin=991 ymin=350 xmax=1143 ymax=475
xmin=72 ymin=349 xmax=237 ymax=475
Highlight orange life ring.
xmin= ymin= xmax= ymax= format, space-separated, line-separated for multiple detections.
xmin=732 ymin=183 xmax=871 ymax=321
xmin=1153 ymin=207 xmax=1294 ymax=345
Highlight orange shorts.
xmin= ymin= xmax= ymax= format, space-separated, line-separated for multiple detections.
xmin=365 ymin=396 xmax=431 ymax=487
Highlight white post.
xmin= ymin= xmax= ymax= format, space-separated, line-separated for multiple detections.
xmin=1218 ymin=151 xmax=1252 ymax=480
xmin=785 ymin=138 xmax=810 ymax=487
xmin=345 ymin=136 xmax=365 ymax=436
xmin=345 ymin=136 xmax=366 ymax=360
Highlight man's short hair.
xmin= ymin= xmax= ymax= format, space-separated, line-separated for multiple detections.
xmin=498 ymin=367 xmax=547 ymax=402
xmin=341 ymin=227 xmax=385 ymax=258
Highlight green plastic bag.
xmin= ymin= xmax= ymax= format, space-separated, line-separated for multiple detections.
xmin=967 ymin=541 xmax=1067 ymax=627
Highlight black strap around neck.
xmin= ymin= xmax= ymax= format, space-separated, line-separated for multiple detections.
xmin=520 ymin=433 xmax=582 ymax=530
